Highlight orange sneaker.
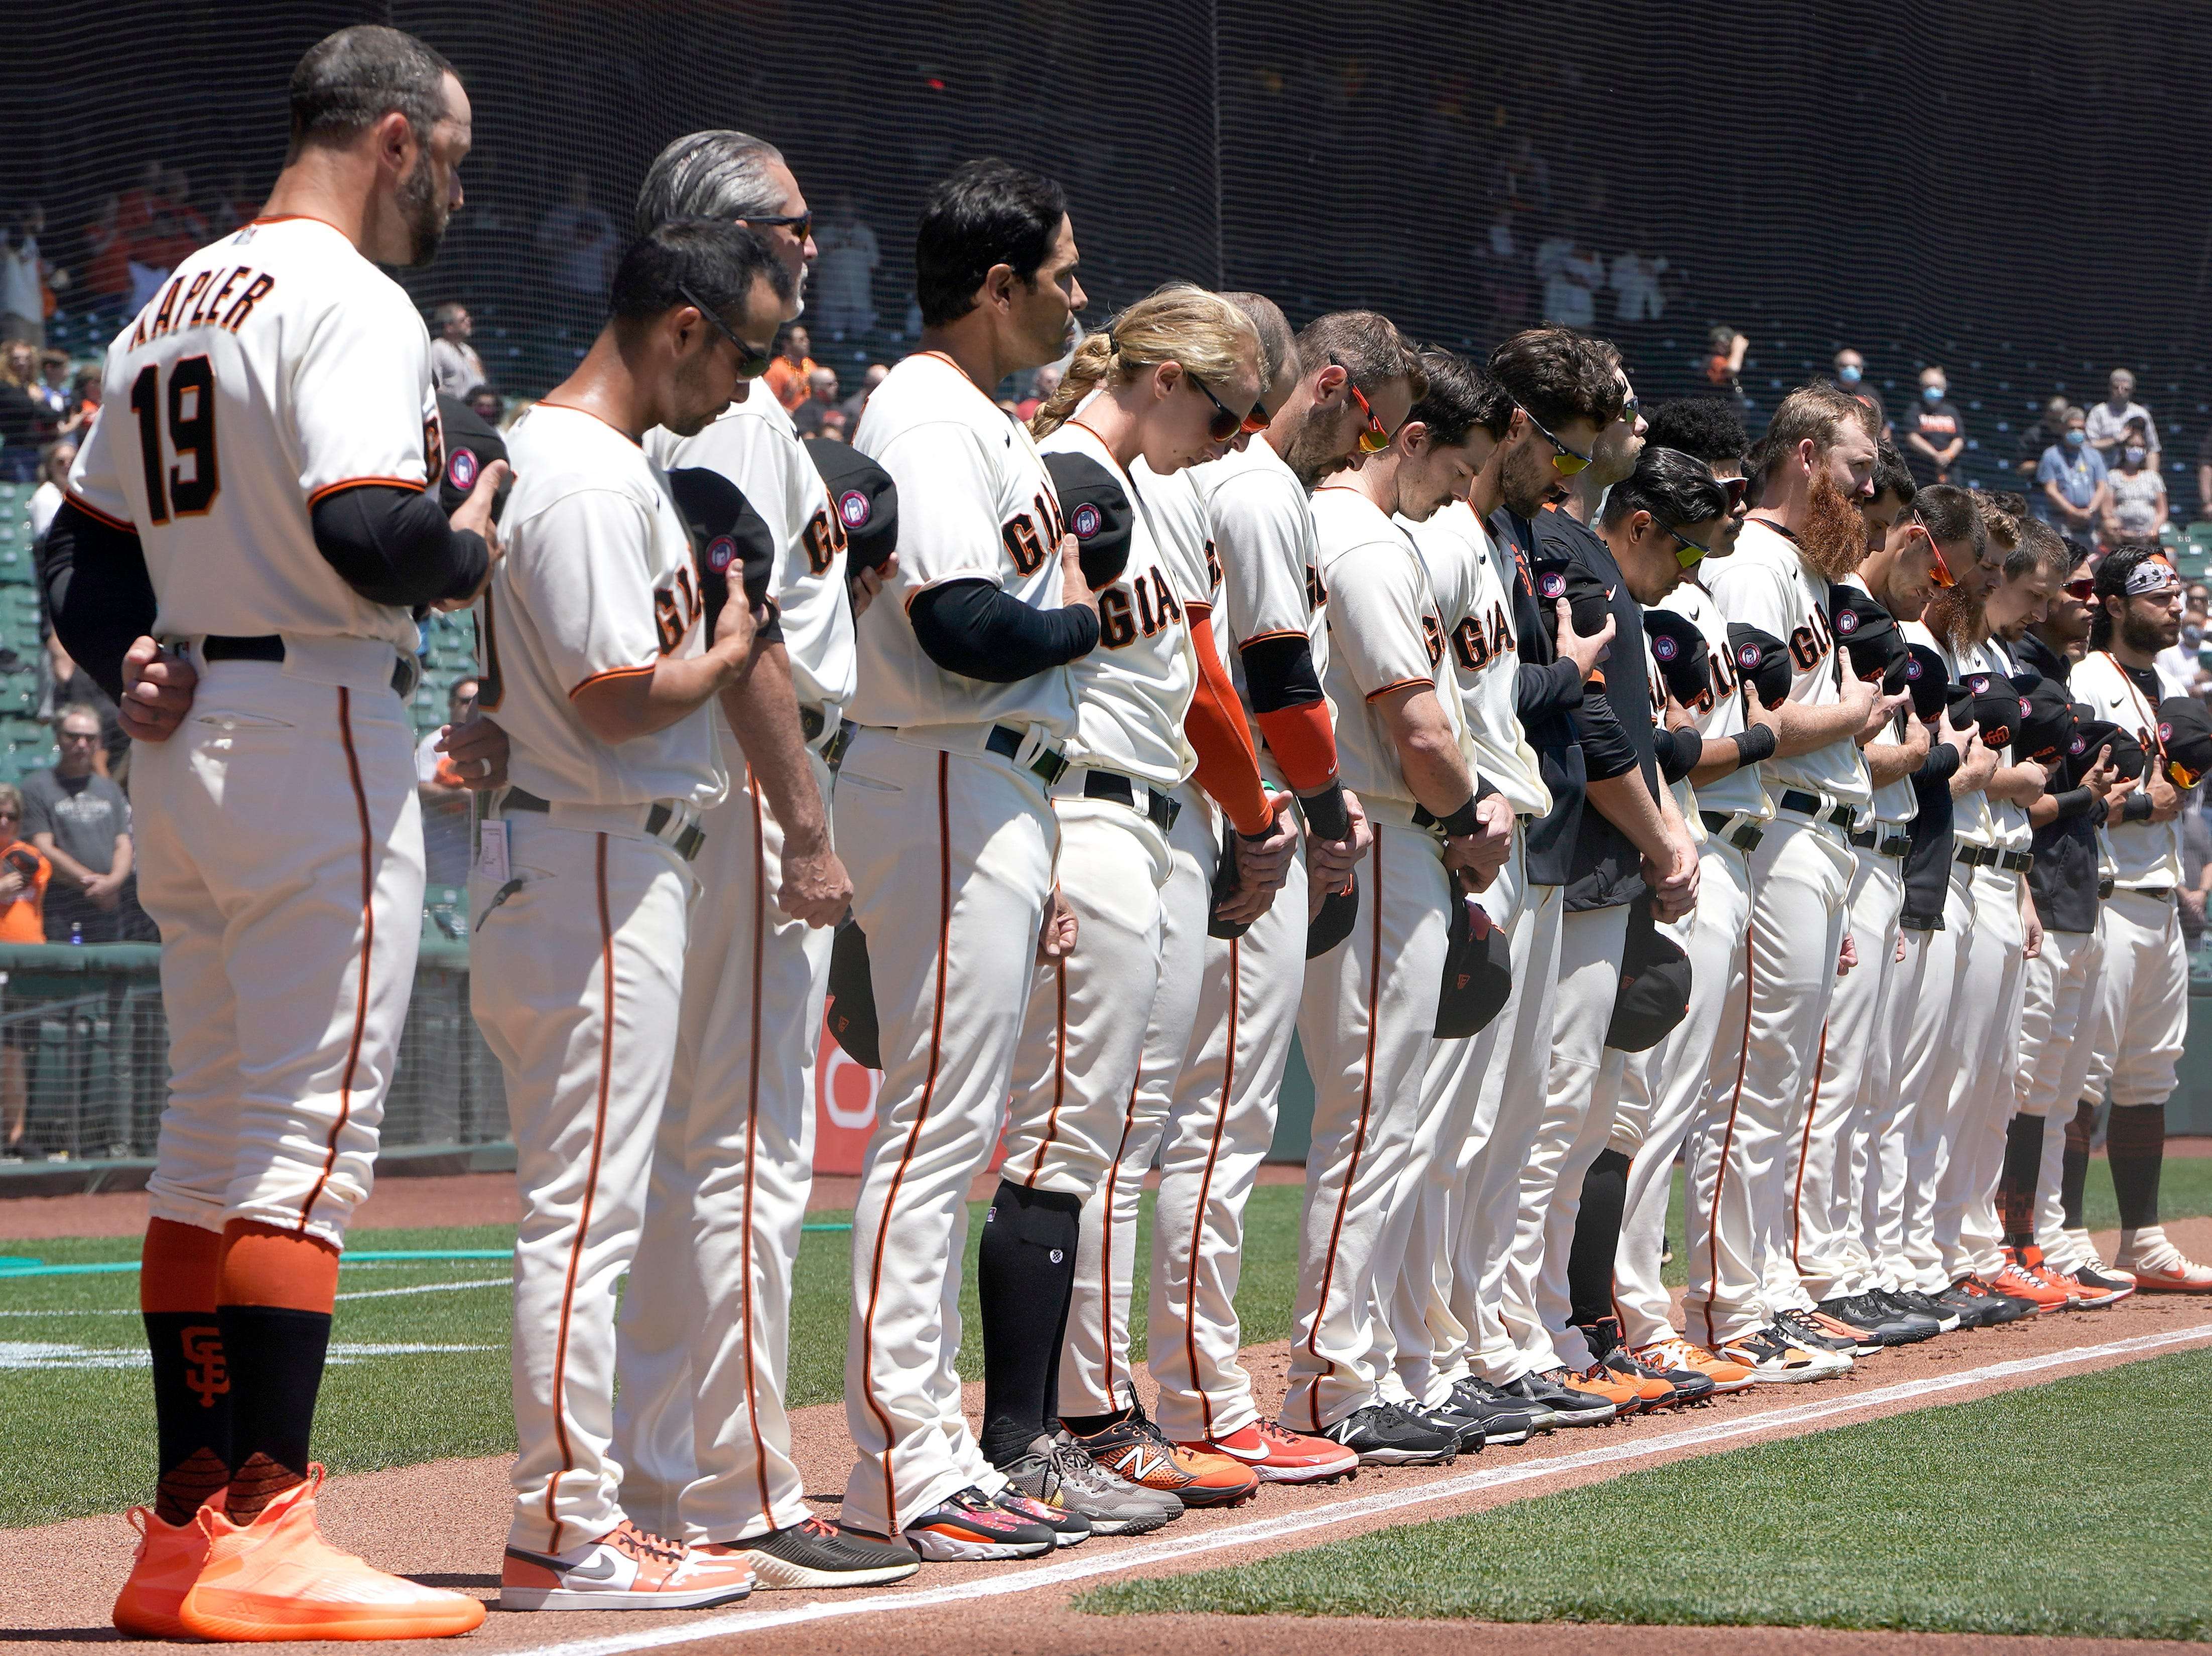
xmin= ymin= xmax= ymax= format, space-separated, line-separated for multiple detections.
xmin=1992 ymin=1250 xmax=2074 ymax=1311
xmin=179 ymin=1470 xmax=486 ymax=1640
xmin=113 ymin=1503 xmax=215 ymax=1639
xmin=1071 ymin=1403 xmax=1259 ymax=1507
xmin=1568 ymin=1361 xmax=1654 ymax=1413
xmin=500 ymin=1519 xmax=754 ymax=1610
xmin=1180 ymin=1419 xmax=1359 ymax=1485
xmin=1634 ymin=1336 xmax=1756 ymax=1395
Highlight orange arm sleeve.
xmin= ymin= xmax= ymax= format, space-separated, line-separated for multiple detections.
xmin=1253 ymin=701 xmax=1339 ymax=796
xmin=1185 ymin=610 xmax=1275 ymax=836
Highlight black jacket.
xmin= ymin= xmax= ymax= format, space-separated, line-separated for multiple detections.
xmin=2017 ymin=631 xmax=2100 ymax=934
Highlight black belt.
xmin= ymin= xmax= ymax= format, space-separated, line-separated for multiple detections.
xmin=2122 ymin=885 xmax=2174 ymax=901
xmin=1777 ymin=789 xmax=1858 ymax=831
xmin=1848 ymin=825 xmax=1911 ymax=858
xmin=500 ymin=787 xmax=706 ymax=862
xmin=985 ymin=723 xmax=1070 ymax=786
xmin=799 ymin=706 xmax=855 ymax=771
xmin=1081 ymin=770 xmax=1180 ymax=833
xmin=203 ymin=633 xmax=416 ymax=699
xmin=1999 ymin=850 xmax=2034 ymax=873
xmin=1700 ymin=809 xmax=1765 ymax=852
xmin=2098 ymin=877 xmax=2116 ymax=900
xmin=1954 ymin=844 xmax=1999 ymax=868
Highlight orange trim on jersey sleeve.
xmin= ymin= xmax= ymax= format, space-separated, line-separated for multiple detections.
xmin=1254 ymin=701 xmax=1339 ymax=795
xmin=1236 ymin=627 xmax=1309 ymax=647
xmin=305 ymin=476 xmax=427 ymax=508
xmin=1184 ymin=612 xmax=1272 ymax=835
xmin=1363 ymin=676 xmax=1432 ymax=703
xmin=62 ymin=490 xmax=135 ymax=533
xmin=567 ymin=662 xmax=660 ymax=700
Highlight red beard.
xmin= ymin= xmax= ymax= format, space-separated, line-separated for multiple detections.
xmin=1798 ymin=467 xmax=1869 ymax=582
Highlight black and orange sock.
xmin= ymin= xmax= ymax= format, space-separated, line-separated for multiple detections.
xmin=1999 ymin=1113 xmax=2045 ymax=1249
xmin=2106 ymin=1102 xmax=2167 ymax=1233
xmin=216 ymin=1220 xmax=340 ymax=1522
xmin=2060 ymin=1100 xmax=2097 ymax=1230
xmin=975 ymin=1180 xmax=1081 ymax=1469
xmin=141 ymin=1218 xmax=230 ymax=1526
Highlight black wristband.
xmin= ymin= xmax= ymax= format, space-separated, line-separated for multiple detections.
xmin=2123 ymin=789 xmax=2155 ymax=823
xmin=1298 ymin=782 xmax=1351 ymax=841
xmin=1731 ymin=723 xmax=1778 ymax=767
xmin=2050 ymin=786 xmax=2096 ymax=822
xmin=1439 ymin=797 xmax=1483 ymax=839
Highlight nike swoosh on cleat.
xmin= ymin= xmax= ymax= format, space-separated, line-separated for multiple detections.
xmin=505 ymin=1547 xmax=623 ymax=1582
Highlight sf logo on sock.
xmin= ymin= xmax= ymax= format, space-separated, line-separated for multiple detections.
xmin=182 ymin=1325 xmax=229 ymax=1408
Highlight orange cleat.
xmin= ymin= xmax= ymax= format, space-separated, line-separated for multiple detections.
xmin=1991 ymin=1250 xmax=2075 ymax=1312
xmin=1569 ymin=1361 xmax=1662 ymax=1413
xmin=1634 ymin=1337 xmax=1756 ymax=1395
xmin=1071 ymin=1403 xmax=1259 ymax=1507
xmin=1179 ymin=1419 xmax=1359 ymax=1485
xmin=179 ymin=1469 xmax=487 ymax=1640
xmin=113 ymin=1503 xmax=215 ymax=1640
xmin=2114 ymin=1230 xmax=2212 ymax=1294
xmin=500 ymin=1519 xmax=755 ymax=1610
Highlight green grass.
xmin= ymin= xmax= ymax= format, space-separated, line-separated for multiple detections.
xmin=0 ymin=1186 xmax=1309 ymax=1531
xmin=1077 ymin=1348 xmax=2212 ymax=1641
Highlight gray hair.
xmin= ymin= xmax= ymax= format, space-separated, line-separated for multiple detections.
xmin=1220 ymin=291 xmax=1295 ymax=387
xmin=634 ymin=129 xmax=789 ymax=233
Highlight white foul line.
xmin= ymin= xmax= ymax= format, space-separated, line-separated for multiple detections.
xmin=512 ymin=1319 xmax=2212 ymax=1656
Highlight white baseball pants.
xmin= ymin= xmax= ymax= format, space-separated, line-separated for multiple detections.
xmin=2013 ymin=923 xmax=2103 ymax=1268
xmin=138 ymin=658 xmax=423 ymax=1249
xmin=612 ymin=750 xmax=836 ymax=1544
xmin=1679 ymin=816 xmax=1853 ymax=1348
xmin=1940 ymin=867 xmax=2026 ymax=1284
xmin=1896 ymin=865 xmax=1977 ymax=1293
xmin=837 ymin=729 xmax=1058 ymax=1537
xmin=1613 ymin=833 xmax=1755 ymax=1350
xmin=1285 ymin=817 xmax=1450 ymax=1433
xmin=2080 ymin=889 xmax=2186 ymax=1109
xmin=1854 ymin=909 xmax=1919 ymax=1292
xmin=472 ymin=818 xmax=695 ymax=1554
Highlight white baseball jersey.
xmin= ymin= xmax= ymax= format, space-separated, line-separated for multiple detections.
xmin=1406 ymin=499 xmax=1547 ymax=816
xmin=1187 ymin=436 xmax=1332 ymax=748
xmin=646 ymin=386 xmax=855 ymax=712
xmin=1708 ymin=517 xmax=1870 ymax=809
xmin=1932 ymin=631 xmax=2002 ymax=849
xmin=1966 ymin=636 xmax=2032 ymax=853
xmin=65 ymin=216 xmax=436 ymax=656
xmin=1652 ymin=581 xmax=1768 ymax=820
xmin=849 ymin=350 xmax=1073 ymax=737
xmin=478 ymin=405 xmax=724 ymax=809
xmin=1035 ymin=425 xmax=1199 ymax=789
xmin=1134 ymin=457 xmax=1232 ymax=673
xmin=1310 ymin=486 xmax=1462 ymax=808
xmin=1841 ymin=573 xmax=1917 ymax=826
xmin=2074 ymin=648 xmax=2186 ymax=889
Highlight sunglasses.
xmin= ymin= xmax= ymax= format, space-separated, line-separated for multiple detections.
xmin=1331 ymin=356 xmax=1392 ymax=453
xmin=2172 ymin=758 xmax=2204 ymax=789
xmin=1519 ymin=405 xmax=1593 ymax=476
xmin=1914 ymin=523 xmax=1956 ymax=590
xmin=677 ymin=284 xmax=774 ymax=378
xmin=1666 ymin=527 xmax=1712 ymax=570
xmin=1618 ymin=393 xmax=1641 ymax=428
xmin=744 ymin=209 xmax=812 ymax=241
xmin=2064 ymin=576 xmax=2096 ymax=600
xmin=1714 ymin=474 xmax=1749 ymax=510
xmin=1189 ymin=373 xmax=1265 ymax=443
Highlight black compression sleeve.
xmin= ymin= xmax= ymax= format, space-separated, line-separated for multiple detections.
xmin=1731 ymin=724 xmax=1778 ymax=767
xmin=1654 ymin=727 xmax=1702 ymax=784
xmin=309 ymin=485 xmax=488 ymax=609
xmin=1915 ymin=742 xmax=1963 ymax=784
xmin=1575 ymin=681 xmax=1640 ymax=782
xmin=909 ymin=579 xmax=1099 ymax=683
xmin=38 ymin=501 xmax=156 ymax=703
xmin=1515 ymin=657 xmax=1585 ymax=720
xmin=2048 ymin=786 xmax=2097 ymax=821
xmin=1239 ymin=633 xmax=1324 ymax=713
xmin=2123 ymin=789 xmax=2155 ymax=823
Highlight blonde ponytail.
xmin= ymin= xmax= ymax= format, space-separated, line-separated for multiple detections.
xmin=1028 ymin=282 xmax=1261 ymax=440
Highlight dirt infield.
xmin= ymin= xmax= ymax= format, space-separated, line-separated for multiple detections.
xmin=6 ymin=1213 xmax=2209 ymax=1655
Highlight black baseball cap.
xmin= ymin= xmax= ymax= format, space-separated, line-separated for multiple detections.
xmin=2157 ymin=696 xmax=2212 ymax=788
xmin=1435 ymin=894 xmax=1512 ymax=1038
xmin=1962 ymin=669 xmax=2020 ymax=752
xmin=825 ymin=919 xmax=879 ymax=1070
xmin=1726 ymin=622 xmax=1792 ymax=710
xmin=1531 ymin=551 xmax=1614 ymax=644
xmin=1308 ymin=874 xmax=1360 ymax=959
xmin=2017 ymin=676 xmax=2076 ymax=766
xmin=1899 ymin=643 xmax=1953 ymax=722
xmin=1043 ymin=451 xmax=1133 ymax=591
xmin=2065 ymin=709 xmax=2147 ymax=785
xmin=1829 ymin=584 xmax=1909 ymax=690
xmin=804 ymin=436 xmax=899 ymax=575
xmin=1643 ymin=608 xmax=1709 ymax=707
xmin=435 ymin=392 xmax=510 ymax=517
xmin=665 ymin=465 xmax=781 ymax=637
xmin=1605 ymin=900 xmax=1692 ymax=1052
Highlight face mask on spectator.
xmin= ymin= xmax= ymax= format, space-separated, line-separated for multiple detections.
xmin=1838 ymin=364 xmax=1862 ymax=385
xmin=2065 ymin=429 xmax=2087 ymax=448
xmin=1922 ymin=384 xmax=1943 ymax=404
xmin=2125 ymin=446 xmax=2147 ymax=466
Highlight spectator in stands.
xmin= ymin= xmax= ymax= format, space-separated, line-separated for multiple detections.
xmin=2016 ymin=394 xmax=2071 ymax=483
xmin=764 ymin=321 xmax=816 ymax=412
xmin=28 ymin=440 xmax=74 ymax=543
xmin=840 ymin=360 xmax=886 ymax=429
xmin=468 ymin=386 xmax=505 ymax=427
xmin=2086 ymin=367 xmax=2159 ymax=461
xmin=415 ymin=677 xmax=480 ymax=890
xmin=1833 ymin=347 xmax=1890 ymax=442
xmin=1 ymin=208 xmax=51 ymax=348
xmin=28 ymin=350 xmax=68 ymax=425
xmin=1535 ymin=226 xmax=1603 ymax=327
xmin=1608 ymin=240 xmax=1667 ymax=322
xmin=536 ymin=171 xmax=620 ymax=333
xmin=1901 ymin=364 xmax=1965 ymax=485
xmin=142 ymin=170 xmax=206 ymax=277
xmin=1013 ymin=361 xmax=1061 ymax=424
xmin=2036 ymin=405 xmax=2109 ymax=540
xmin=0 ymin=346 xmax=37 ymax=483
xmin=428 ymin=302 xmax=487 ymax=399
xmin=78 ymin=194 xmax=131 ymax=326
xmin=2105 ymin=418 xmax=2168 ymax=540
xmin=0 ymin=781 xmax=46 ymax=1156
xmin=813 ymin=193 xmax=880 ymax=339
xmin=24 ymin=705 xmax=132 ymax=943
xmin=791 ymin=364 xmax=840 ymax=437
xmin=1705 ymin=324 xmax=1749 ymax=405
xmin=1493 ymin=132 xmax=1551 ymax=210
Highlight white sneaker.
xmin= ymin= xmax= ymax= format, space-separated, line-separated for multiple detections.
xmin=1717 ymin=1326 xmax=1850 ymax=1383
xmin=500 ymin=1521 xmax=754 ymax=1611
xmin=2114 ymin=1226 xmax=2212 ymax=1293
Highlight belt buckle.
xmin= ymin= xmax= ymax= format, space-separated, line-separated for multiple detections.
xmin=1883 ymin=834 xmax=1911 ymax=858
xmin=391 ymin=651 xmax=422 ymax=702
xmin=823 ymin=719 xmax=855 ymax=773
xmin=1149 ymin=788 xmax=1181 ymax=833
xmin=1031 ymin=745 xmax=1069 ymax=787
xmin=799 ymin=705 xmax=827 ymax=744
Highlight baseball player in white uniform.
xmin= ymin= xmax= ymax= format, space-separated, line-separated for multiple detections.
xmin=606 ymin=131 xmax=920 ymax=1591
xmin=1694 ymin=383 xmax=1890 ymax=1375
xmin=836 ymin=162 xmax=1098 ymax=1559
xmin=53 ymin=27 xmax=494 ymax=1640
xmin=475 ymin=222 xmax=789 ymax=1611
xmin=1291 ymin=345 xmax=1517 ymax=1462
